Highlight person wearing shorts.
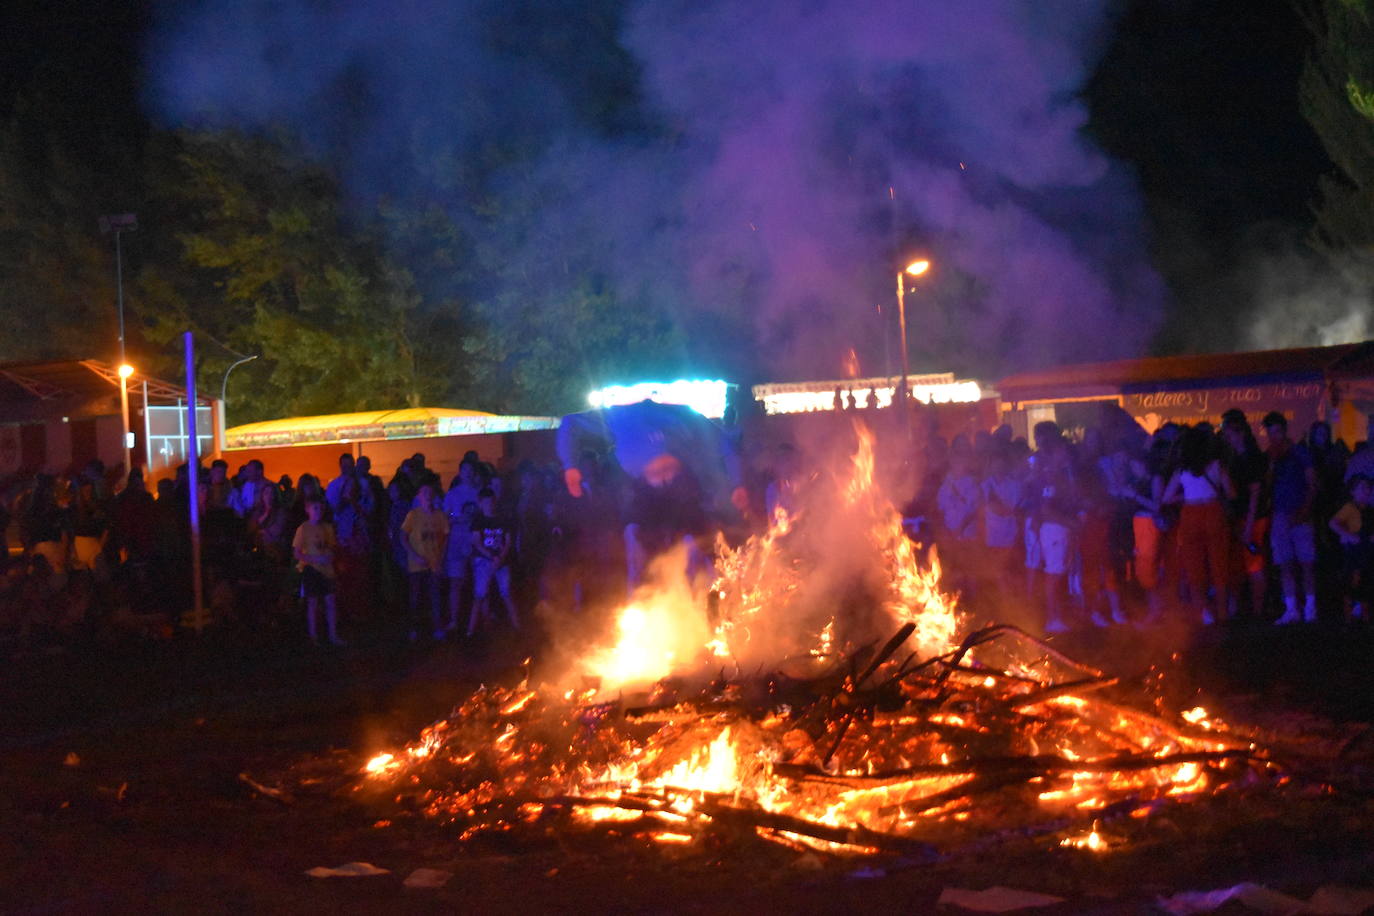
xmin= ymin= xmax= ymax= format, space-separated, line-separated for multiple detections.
xmin=469 ymin=488 xmax=518 ymax=633
xmin=292 ymin=498 xmax=342 ymax=645
xmin=1263 ymin=412 xmax=1318 ymax=624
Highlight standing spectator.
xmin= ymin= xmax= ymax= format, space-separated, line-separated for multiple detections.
xmin=1221 ymin=411 xmax=1268 ymax=619
xmin=111 ymin=470 xmax=158 ymax=575
xmin=1104 ymin=434 xmax=1142 ymax=624
xmin=248 ymin=482 xmax=290 ymax=565
xmin=69 ymin=476 xmax=111 ymax=581
xmin=355 ymin=454 xmax=389 ymax=609
xmin=937 ymin=436 xmax=982 ymax=598
xmin=469 ymin=487 xmax=518 ymax=634
xmin=228 ymin=460 xmax=267 ymax=517
xmin=981 ymin=443 xmax=1026 ymax=616
xmin=550 ymin=449 xmax=623 ymax=614
xmin=1123 ymin=440 xmax=1169 ymax=618
xmin=355 ymin=454 xmax=386 ymax=526
xmin=292 ymin=497 xmax=342 ymax=645
xmin=384 ymin=478 xmax=412 ymax=609
xmin=288 ymin=473 xmax=325 ymax=532
xmin=23 ymin=475 xmax=70 ymax=591
xmin=332 ymin=475 xmax=373 ymax=620
xmin=1263 ymin=412 xmax=1319 ymax=624
xmin=324 ymin=453 xmax=355 ymax=515
xmin=401 ymin=483 xmax=448 ymax=640
xmin=444 ymin=459 xmax=482 ymax=524
xmin=1078 ymin=453 xmax=1124 ymax=626
xmin=1329 ymin=474 xmax=1373 ymax=620
xmin=1163 ymin=426 xmax=1234 ymax=625
xmin=444 ymin=499 xmax=478 ymax=633
xmin=207 ymin=460 xmax=233 ymax=510
xmin=1029 ymin=422 xmax=1079 ymax=633
xmin=408 ymin=452 xmax=442 ymax=493
xmin=246 ymin=483 xmax=291 ymax=624
xmin=1308 ymin=420 xmax=1348 ymax=610
xmin=1307 ymin=421 xmax=1348 ymax=526
xmin=277 ymin=474 xmax=296 ymax=511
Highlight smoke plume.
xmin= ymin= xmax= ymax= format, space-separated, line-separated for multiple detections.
xmin=1242 ymin=249 xmax=1374 ymax=351
xmin=146 ymin=0 xmax=1164 ymax=384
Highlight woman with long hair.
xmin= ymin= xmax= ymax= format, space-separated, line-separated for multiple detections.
xmin=1163 ymin=426 xmax=1235 ymax=625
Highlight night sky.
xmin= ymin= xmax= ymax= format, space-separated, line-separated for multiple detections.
xmin=0 ymin=0 xmax=1349 ymax=394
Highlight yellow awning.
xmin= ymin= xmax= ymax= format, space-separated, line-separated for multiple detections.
xmin=225 ymin=407 xmax=557 ymax=449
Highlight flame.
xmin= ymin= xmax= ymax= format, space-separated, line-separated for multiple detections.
xmin=1061 ymin=823 xmax=1107 ymax=852
xmin=582 ymin=555 xmax=711 ymax=690
xmin=652 ymin=832 xmax=695 ymax=844
xmin=657 ymin=728 xmax=743 ymax=796
xmin=845 ymin=424 xmax=960 ymax=656
xmin=812 ymin=618 xmax=836 ymax=657
xmin=580 ymin=420 xmax=957 ymax=685
xmin=351 ymin=419 xmax=1268 ymax=858
xmin=364 ymin=753 xmax=398 ymax=777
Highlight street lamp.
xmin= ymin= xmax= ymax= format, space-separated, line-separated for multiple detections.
xmin=101 ymin=213 xmax=138 ymax=478
xmin=117 ymin=362 xmax=135 ymax=478
xmin=895 ymin=259 xmax=931 ymax=412
xmin=220 ymin=354 xmax=259 ymax=425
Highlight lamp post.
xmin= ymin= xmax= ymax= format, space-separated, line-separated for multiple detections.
xmin=217 ymin=354 xmax=258 ymax=453
xmin=220 ymin=354 xmax=259 ymax=423
xmin=117 ymin=362 xmax=134 ymax=478
xmin=895 ymin=258 xmax=930 ymax=413
xmin=100 ymin=213 xmax=138 ymax=478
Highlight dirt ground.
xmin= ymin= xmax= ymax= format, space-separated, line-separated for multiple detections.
xmin=3 ymin=622 xmax=1374 ymax=915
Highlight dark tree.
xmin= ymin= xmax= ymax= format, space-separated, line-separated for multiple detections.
xmin=1298 ymin=0 xmax=1374 ymax=253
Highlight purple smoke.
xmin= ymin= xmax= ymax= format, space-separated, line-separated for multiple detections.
xmin=145 ymin=0 xmax=1163 ymax=384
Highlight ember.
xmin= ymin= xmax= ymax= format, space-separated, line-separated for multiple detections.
xmin=357 ymin=424 xmax=1274 ymax=857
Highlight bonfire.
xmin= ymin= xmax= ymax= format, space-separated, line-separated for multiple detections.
xmin=357 ymin=424 xmax=1271 ymax=857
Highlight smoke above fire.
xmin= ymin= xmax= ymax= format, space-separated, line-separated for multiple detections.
xmin=1241 ymin=249 xmax=1374 ymax=352
xmin=145 ymin=0 xmax=1163 ymax=381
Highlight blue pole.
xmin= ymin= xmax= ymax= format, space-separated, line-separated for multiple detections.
xmin=184 ymin=331 xmax=205 ymax=631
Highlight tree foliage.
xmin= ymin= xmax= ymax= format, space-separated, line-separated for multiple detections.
xmin=133 ymin=131 xmax=449 ymax=420
xmin=0 ymin=106 xmax=125 ymax=362
xmin=0 ymin=0 xmax=684 ymax=421
xmin=1298 ymin=0 xmax=1374 ymax=252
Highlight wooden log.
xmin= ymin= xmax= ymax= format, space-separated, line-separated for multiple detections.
xmin=1009 ymin=676 xmax=1120 ymax=707
xmin=540 ymin=792 xmax=939 ymax=856
xmin=777 ymin=748 xmax=1258 ymax=784
xmin=697 ymin=798 xmax=941 ymax=857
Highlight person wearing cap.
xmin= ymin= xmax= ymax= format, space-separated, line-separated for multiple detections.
xmin=1262 ymin=411 xmax=1318 ymax=624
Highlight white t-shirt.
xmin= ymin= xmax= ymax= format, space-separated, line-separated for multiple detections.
xmin=982 ymin=475 xmax=1024 ymax=549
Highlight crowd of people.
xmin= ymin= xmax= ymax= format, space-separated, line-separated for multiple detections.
xmin=0 ymin=449 xmax=612 ymax=648
xmin=914 ymin=407 xmax=1373 ymax=631
xmin=1 ymin=401 xmax=1371 ymax=652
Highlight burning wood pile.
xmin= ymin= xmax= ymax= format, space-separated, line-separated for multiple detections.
xmin=358 ymin=426 xmax=1273 ymax=858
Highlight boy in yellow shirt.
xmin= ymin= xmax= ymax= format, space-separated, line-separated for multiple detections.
xmin=402 ymin=483 xmax=449 ymax=640
xmin=292 ymin=498 xmax=342 ymax=645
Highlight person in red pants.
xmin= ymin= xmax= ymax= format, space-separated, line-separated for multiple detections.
xmin=1163 ymin=427 xmax=1235 ymax=625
